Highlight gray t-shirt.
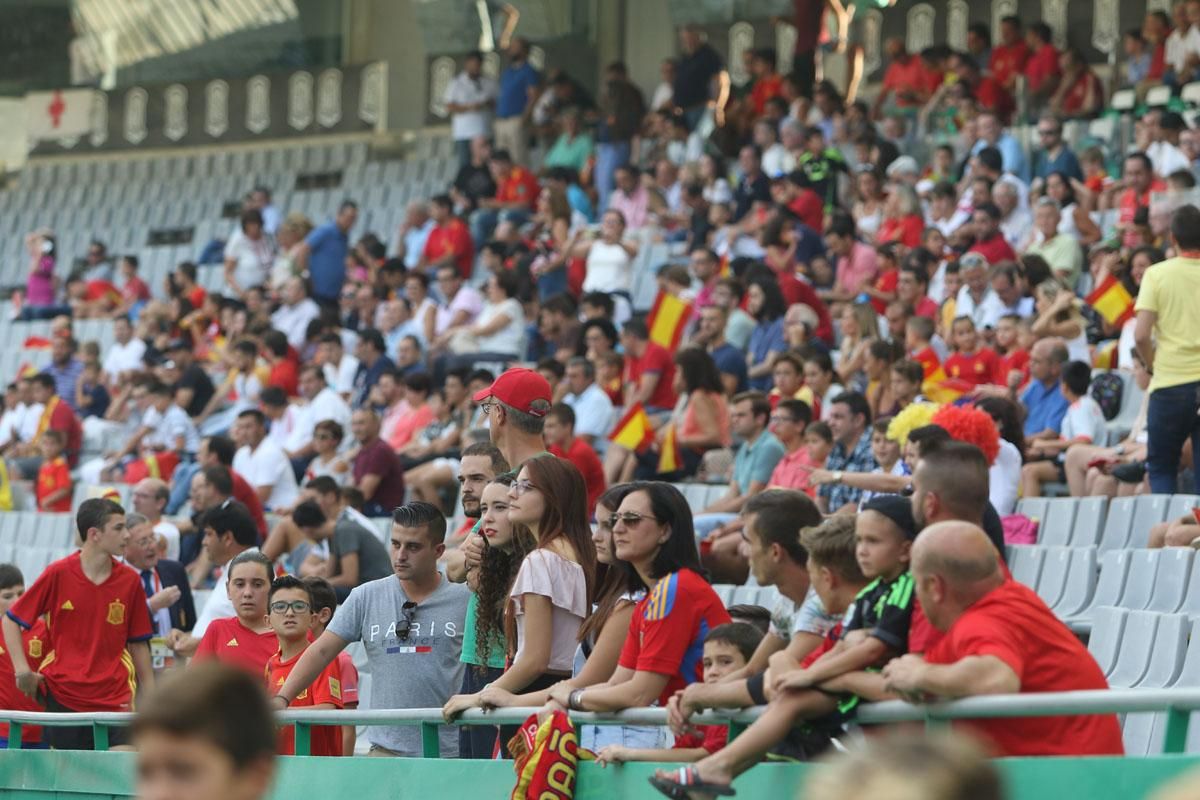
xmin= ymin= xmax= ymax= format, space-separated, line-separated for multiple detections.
xmin=328 ymin=574 xmax=470 ymax=755
xmin=768 ymin=588 xmax=842 ymax=641
xmin=331 ymin=510 xmax=392 ymax=585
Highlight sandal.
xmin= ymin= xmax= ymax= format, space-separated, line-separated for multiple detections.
xmin=648 ymin=766 xmax=736 ymax=799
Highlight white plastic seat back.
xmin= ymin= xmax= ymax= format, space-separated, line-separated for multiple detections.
xmin=1070 ymin=497 xmax=1107 ymax=547
xmin=1147 ymin=548 xmax=1195 ymax=613
xmin=1119 ymin=549 xmax=1162 ymax=611
xmin=1053 ymin=547 xmax=1098 ymax=618
xmin=1087 ymin=606 xmax=1128 ymax=676
xmin=1106 ymin=610 xmax=1159 ymax=688
xmin=1035 ymin=547 xmax=1071 ymax=610
xmin=1098 ymin=497 xmax=1135 ymax=552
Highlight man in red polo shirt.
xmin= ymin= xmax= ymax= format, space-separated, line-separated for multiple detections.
xmin=619 ymin=319 xmax=678 ymax=413
xmin=3 ymin=498 xmax=154 ymax=750
xmin=1118 ymin=152 xmax=1166 ymax=249
xmin=967 ymin=203 xmax=1017 ymax=265
xmin=420 ymin=194 xmax=475 ymax=280
xmin=883 ymin=521 xmax=1124 ymax=757
xmin=1022 ymin=22 xmax=1059 ymax=102
xmin=544 ymin=403 xmax=605 ymax=516
xmin=989 ymin=16 xmax=1030 ymax=90
xmin=873 ymin=37 xmax=936 ymax=117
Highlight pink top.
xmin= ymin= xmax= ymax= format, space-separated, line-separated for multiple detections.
xmin=680 ymin=390 xmax=731 ymax=449
xmin=835 ymin=241 xmax=878 ymax=296
xmin=769 ymin=447 xmax=821 ymax=497
xmin=26 ymin=256 xmax=56 ymax=306
xmin=510 ymin=549 xmax=588 ymax=673
xmin=608 ymin=185 xmax=650 ymax=229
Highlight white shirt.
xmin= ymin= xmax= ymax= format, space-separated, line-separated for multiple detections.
xmin=17 ymin=402 xmax=43 ymax=444
xmin=989 ymin=439 xmax=1022 ymax=517
xmin=475 ymin=297 xmax=526 ymax=356
xmin=762 ymin=143 xmax=790 ymax=178
xmin=142 ymin=404 xmax=200 ymax=453
xmin=324 ymin=354 xmax=360 ymax=396
xmin=1147 ymin=140 xmax=1191 ymax=179
xmin=0 ymin=409 xmax=18 ymax=449
xmin=434 ymin=286 xmax=484 ymax=336
xmin=582 ymin=241 xmax=633 ymax=294
xmin=103 ymin=338 xmax=147 ymax=377
xmin=1167 ymin=28 xmax=1191 ymax=73
xmin=270 ymin=299 xmax=321 ymax=349
xmin=1062 ymin=395 xmax=1107 ymax=445
xmin=564 ymin=382 xmax=615 ymax=441
xmin=154 ymin=520 xmax=181 ymax=562
xmin=233 ymin=438 xmax=299 ymax=511
xmin=999 ymin=207 xmax=1032 ymax=250
xmin=443 ymin=71 xmax=498 ymax=141
xmin=955 ymin=286 xmax=1004 ymax=330
xmin=284 ymin=387 xmax=351 ymax=453
xmin=224 ymin=230 xmax=275 ymax=292
xmin=267 ymin=405 xmax=299 ymax=450
xmin=191 ymin=546 xmax=260 ymax=639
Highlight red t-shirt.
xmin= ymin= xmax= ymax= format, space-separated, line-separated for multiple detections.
xmin=423 ymin=218 xmax=475 ymax=279
xmin=913 ymin=296 xmax=940 ymax=319
xmin=187 ymin=286 xmax=207 ymax=309
xmin=882 ymin=57 xmax=933 ymax=106
xmin=997 ymin=348 xmax=1030 ymax=387
xmin=617 ymin=569 xmax=731 ymax=707
xmin=7 ymin=553 xmax=152 ymax=711
xmin=0 ymin=619 xmax=49 ymax=743
xmin=877 ymin=214 xmax=923 ymax=249
xmin=925 ymin=580 xmax=1124 ymax=757
xmin=774 ymin=271 xmax=834 ymax=343
xmin=943 ymin=348 xmax=1001 ymax=387
xmin=968 ymin=234 xmax=1017 ymax=265
xmin=626 ymin=342 xmax=679 ymax=411
xmin=674 ymin=723 xmax=729 ymax=754
xmin=40 ymin=397 xmax=82 ymax=467
xmin=788 ymin=189 xmax=824 ymax=233
xmin=1024 ymin=44 xmax=1059 ymax=92
xmin=549 ymin=438 xmax=606 ymax=516
xmin=266 ymin=646 xmax=345 ymax=756
xmin=231 ymin=471 xmax=269 ymax=539
xmin=496 ymin=166 xmax=540 ymax=209
xmin=193 ymin=617 xmax=278 ymax=676
xmin=1118 ymin=181 xmax=1166 ymax=247
xmin=989 ymin=41 xmax=1030 ymax=87
xmin=1062 ymin=71 xmax=1101 ymax=116
xmin=749 ymin=74 xmax=784 ymax=116
xmin=911 ymin=346 xmax=941 ymax=380
xmin=122 ymin=276 xmax=151 ymax=304
xmin=974 ymin=77 xmax=1015 ymax=123
xmin=337 ymin=650 xmax=360 ymax=707
xmin=869 ymin=269 xmax=898 ymax=314
xmin=36 ymin=456 xmax=72 ymax=512
xmin=269 ymin=359 xmax=299 ymax=398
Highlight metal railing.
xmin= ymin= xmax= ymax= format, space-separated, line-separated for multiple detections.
xmin=2 ymin=688 xmax=1199 ymax=756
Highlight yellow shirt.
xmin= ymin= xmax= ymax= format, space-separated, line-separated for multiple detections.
xmin=1134 ymin=256 xmax=1200 ymax=392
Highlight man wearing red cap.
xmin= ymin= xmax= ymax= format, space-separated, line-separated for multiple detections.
xmin=471 ymin=367 xmax=553 ymax=470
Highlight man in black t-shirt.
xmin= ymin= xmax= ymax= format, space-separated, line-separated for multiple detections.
xmin=163 ymin=340 xmax=214 ymax=419
xmin=450 ymin=136 xmax=497 ymax=214
xmin=673 ymin=25 xmax=725 ymax=130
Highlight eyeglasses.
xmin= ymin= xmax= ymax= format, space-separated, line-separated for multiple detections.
xmin=513 ymin=479 xmax=538 ymax=496
xmin=480 ymin=401 xmax=497 ymax=415
xmin=397 ymin=601 xmax=418 ymax=641
xmin=769 ymin=415 xmax=796 ymax=424
xmin=269 ymin=600 xmax=311 ymax=615
xmin=608 ymin=511 xmax=661 ymax=528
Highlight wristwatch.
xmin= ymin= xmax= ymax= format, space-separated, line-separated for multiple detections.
xmin=567 ymin=689 xmax=586 ymax=711
xmin=832 ymin=471 xmax=844 ymax=484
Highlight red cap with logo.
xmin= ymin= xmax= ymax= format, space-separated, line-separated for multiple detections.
xmin=472 ymin=367 xmax=552 ymax=417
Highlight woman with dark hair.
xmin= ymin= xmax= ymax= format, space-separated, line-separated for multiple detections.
xmin=449 ymin=270 xmax=525 ymax=367
xmin=443 ymin=457 xmax=596 ymax=748
xmin=580 ymin=317 xmax=619 ymax=360
xmin=544 ymin=481 xmax=730 ymax=717
xmin=974 ymin=395 xmax=1026 ymax=516
xmin=746 ymin=278 xmax=788 ymax=391
xmin=481 ymin=484 xmax=664 ymax=750
xmin=224 ymin=208 xmax=275 ymax=297
xmin=1042 ymin=171 xmax=1100 ymax=246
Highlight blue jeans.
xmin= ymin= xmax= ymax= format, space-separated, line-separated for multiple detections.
xmin=693 ymin=512 xmax=738 ymax=542
xmin=595 ymin=141 xmax=630 ymax=213
xmin=166 ymin=461 xmax=200 ymax=515
xmin=1146 ymin=380 xmax=1200 ymax=494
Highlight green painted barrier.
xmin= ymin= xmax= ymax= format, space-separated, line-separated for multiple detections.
xmin=2 ymin=750 xmax=1200 ymax=800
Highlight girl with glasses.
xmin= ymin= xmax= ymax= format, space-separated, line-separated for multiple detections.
xmin=442 ymin=457 xmax=596 ymax=756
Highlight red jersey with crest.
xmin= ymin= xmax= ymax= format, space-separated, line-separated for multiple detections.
xmin=0 ymin=618 xmax=49 ymax=742
xmin=6 ymin=553 xmax=151 ymax=711
xmin=193 ymin=617 xmax=278 ymax=676
xmin=943 ymin=348 xmax=1001 ymax=387
xmin=266 ymin=645 xmax=345 ymax=755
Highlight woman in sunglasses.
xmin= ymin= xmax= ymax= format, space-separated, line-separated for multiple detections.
xmin=442 ymin=457 xmax=596 ymax=754
xmin=543 ymin=482 xmax=730 ymax=725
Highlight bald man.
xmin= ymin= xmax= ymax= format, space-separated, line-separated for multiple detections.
xmin=881 ymin=522 xmax=1123 ymax=757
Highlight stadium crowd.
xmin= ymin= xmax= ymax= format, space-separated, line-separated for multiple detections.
xmin=5 ymin=3 xmax=1200 ymax=795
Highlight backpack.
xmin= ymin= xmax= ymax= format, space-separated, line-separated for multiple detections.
xmin=1091 ymin=371 xmax=1125 ymax=421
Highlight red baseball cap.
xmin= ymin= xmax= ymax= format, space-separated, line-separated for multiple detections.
xmin=472 ymin=367 xmax=552 ymax=417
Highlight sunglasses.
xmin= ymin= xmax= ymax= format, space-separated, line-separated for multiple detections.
xmin=608 ymin=511 xmax=661 ymax=528
xmin=397 ymin=601 xmax=418 ymax=641
xmin=269 ymin=600 xmax=312 ymax=615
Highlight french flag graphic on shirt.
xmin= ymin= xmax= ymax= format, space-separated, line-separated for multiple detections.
xmin=386 ymin=644 xmax=433 ymax=654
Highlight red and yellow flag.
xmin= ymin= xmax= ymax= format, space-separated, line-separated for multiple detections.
xmin=1093 ymin=340 xmax=1119 ymax=370
xmin=646 ymin=290 xmax=692 ymax=351
xmin=1085 ymin=275 xmax=1135 ymax=328
xmin=922 ymin=367 xmax=974 ymax=404
xmin=657 ymin=422 xmax=681 ymax=474
xmin=609 ymin=402 xmax=654 ymax=453
xmin=508 ymin=710 xmax=592 ymax=800
xmin=911 ymin=346 xmax=942 ymax=380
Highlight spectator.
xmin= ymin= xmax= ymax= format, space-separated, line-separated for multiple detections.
xmin=292 ymin=487 xmax=391 ymax=600
xmin=20 ymin=229 xmax=59 ymax=320
xmin=8 ymin=373 xmax=82 ymax=479
xmin=989 ymin=15 xmax=1030 ymax=91
xmin=102 ymin=315 xmax=147 ymax=387
xmin=571 ymin=209 xmax=639 ymax=325
xmin=1135 ymin=204 xmax=1200 ymax=494
xmin=295 ymin=200 xmax=357 ymax=307
xmin=451 ymin=135 xmax=498 ymax=213
xmin=472 ymin=149 xmax=540 ymax=243
xmin=1032 ymin=279 xmax=1089 ymax=362
xmin=822 ymin=213 xmax=878 ymax=305
xmin=1019 ymin=337 xmax=1071 ymax=439
xmin=544 ymin=107 xmax=594 ymax=173
xmin=274 ymin=502 xmax=470 ymax=757
xmin=881 ymin=521 xmax=1123 ymax=756
xmin=132 ymin=664 xmax=276 ymax=800
xmin=953 ymin=253 xmax=1000 ymax=330
xmin=672 ymin=24 xmax=727 ymax=130
xmin=543 ymin=403 xmax=605 ymax=515
xmin=350 ymin=328 xmax=395 ymax=409
xmin=593 ymin=61 xmax=647 ymax=210
xmin=694 ymin=391 xmax=785 ymax=536
xmin=191 ymin=550 xmax=277 ymax=675
xmin=560 ymin=356 xmax=614 ymax=450
xmin=1116 ymin=152 xmax=1165 ymax=249
xmin=164 ymin=339 xmax=216 ymax=419
xmin=618 ymin=319 xmax=678 ymax=415
xmin=3 ymin=499 xmax=152 ymax=750
xmin=426 ymin=265 xmax=484 ymax=359
xmin=123 ymin=512 xmax=195 ymax=645
xmin=993 ymin=182 xmax=1031 ymax=251
xmin=419 ymin=195 xmax=475 ymax=281
xmin=971 ymin=111 xmax=1028 ymax=182
xmin=450 ymin=270 xmax=525 ymax=368
xmin=443 ymin=50 xmax=497 ymax=167
xmin=817 ymin=391 xmax=877 ymax=514
xmin=131 ymin=477 xmax=182 ymax=562
xmin=745 ymin=278 xmax=788 ymax=392
xmin=346 ymin=409 xmax=403 ymax=516
xmin=607 ymin=164 xmax=652 ymax=229
xmin=1022 ymin=22 xmax=1060 ymax=105
xmin=1021 ymin=360 xmax=1107 ymax=497
xmin=873 ymin=37 xmax=937 ymax=117
xmin=44 ymin=334 xmax=85 ymax=412
xmin=224 ymin=209 xmax=275 ymax=297
xmin=271 ymin=276 xmax=321 ymax=350
xmin=232 ymin=409 xmax=299 ymax=512
xmin=1025 ymin=199 xmax=1083 ymax=287
xmin=733 ymin=145 xmax=771 ymax=222
xmin=1048 ymin=47 xmax=1103 ymax=118
xmin=694 ymin=305 xmax=749 ymax=395
xmin=1032 ymin=114 xmax=1083 ymax=184
xmin=763 ymin=399 xmax=817 ymax=494
xmin=303 ymin=420 xmax=350 ymax=486
xmin=967 ymin=202 xmax=1018 ymax=265
xmin=494 ymin=37 xmax=541 ymax=167
xmin=34 ymin=429 xmax=71 ymax=512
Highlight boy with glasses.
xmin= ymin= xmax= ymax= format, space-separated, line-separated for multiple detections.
xmin=265 ymin=575 xmax=343 ymax=756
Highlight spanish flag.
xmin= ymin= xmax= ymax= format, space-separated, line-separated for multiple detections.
xmin=646 ymin=291 xmax=692 ymax=351
xmin=1085 ymin=275 xmax=1135 ymax=328
xmin=1093 ymin=340 xmax=1119 ymax=370
xmin=922 ymin=367 xmax=974 ymax=404
xmin=609 ymin=402 xmax=654 ymax=453
xmin=657 ymin=422 xmax=681 ymax=474
xmin=911 ymin=346 xmax=942 ymax=380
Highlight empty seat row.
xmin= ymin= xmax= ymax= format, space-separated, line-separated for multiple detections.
xmin=1014 ymin=494 xmax=1200 ymax=551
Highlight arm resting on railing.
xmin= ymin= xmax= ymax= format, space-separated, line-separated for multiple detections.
xmin=882 ymin=654 xmax=1019 ymax=702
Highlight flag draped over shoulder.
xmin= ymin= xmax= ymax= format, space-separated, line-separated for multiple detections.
xmin=508 ymin=710 xmax=592 ymax=800
xmin=1085 ymin=275 xmax=1135 ymax=327
xmin=609 ymin=403 xmax=654 ymax=453
xmin=922 ymin=367 xmax=973 ymax=404
xmin=646 ymin=290 xmax=692 ymax=351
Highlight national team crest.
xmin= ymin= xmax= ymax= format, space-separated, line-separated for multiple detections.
xmin=107 ymin=600 xmax=126 ymax=625
xmin=28 ymin=637 xmax=42 ymax=659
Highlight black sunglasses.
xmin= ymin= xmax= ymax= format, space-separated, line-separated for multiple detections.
xmin=397 ymin=601 xmax=418 ymax=641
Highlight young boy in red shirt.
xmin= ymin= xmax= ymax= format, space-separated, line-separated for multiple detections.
xmin=943 ymin=316 xmax=1000 ymax=387
xmin=993 ymin=313 xmax=1030 ymax=389
xmin=36 ymin=429 xmax=72 ymax=512
xmin=304 ymin=575 xmax=359 ymax=756
xmin=904 ymin=316 xmax=941 ymax=380
xmin=0 ymin=564 xmax=49 ymax=749
xmin=265 ymin=575 xmax=343 ymax=756
xmin=2 ymin=498 xmax=154 ymax=750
